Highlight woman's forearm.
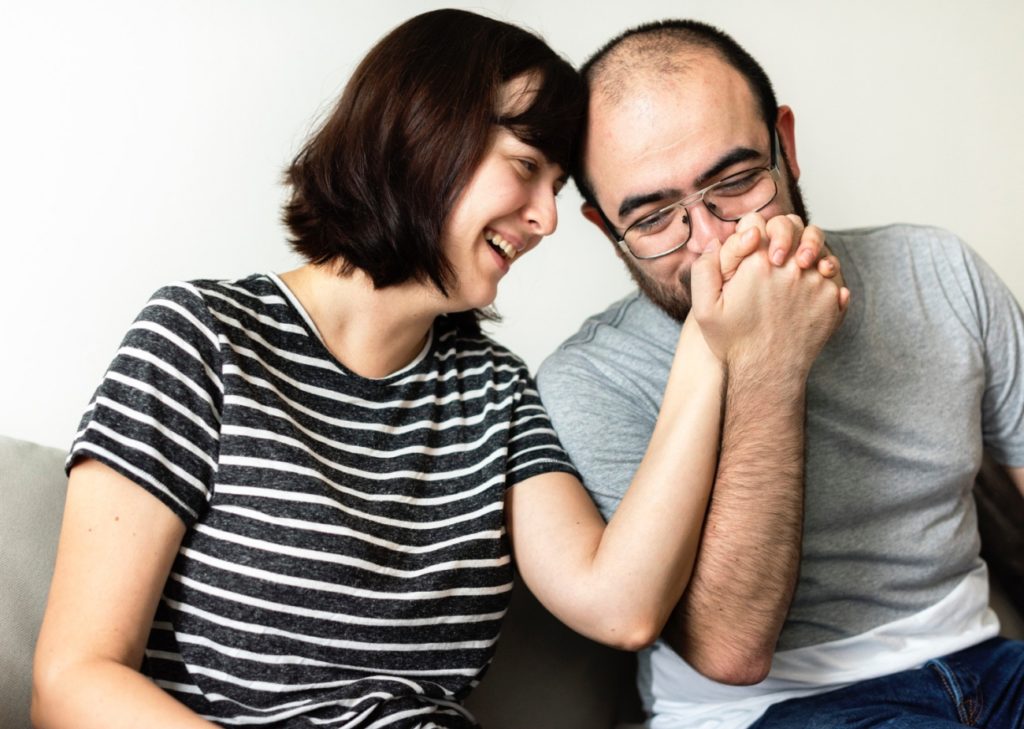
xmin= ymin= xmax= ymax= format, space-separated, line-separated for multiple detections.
xmin=507 ymin=317 xmax=723 ymax=649
xmin=33 ymin=658 xmax=218 ymax=729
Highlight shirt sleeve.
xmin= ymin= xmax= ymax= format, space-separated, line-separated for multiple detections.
xmin=959 ymin=244 xmax=1024 ymax=466
xmin=503 ymin=365 xmax=580 ymax=488
xmin=536 ymin=348 xmax=657 ymax=520
xmin=67 ymin=282 xmax=224 ymax=524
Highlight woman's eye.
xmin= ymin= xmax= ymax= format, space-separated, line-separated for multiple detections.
xmin=517 ymin=158 xmax=538 ymax=175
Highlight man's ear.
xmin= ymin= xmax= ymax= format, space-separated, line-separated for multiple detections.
xmin=581 ymin=202 xmax=618 ymax=243
xmin=776 ymin=105 xmax=800 ymax=181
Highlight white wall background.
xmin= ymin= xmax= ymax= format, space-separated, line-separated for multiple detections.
xmin=2 ymin=0 xmax=1022 ymax=449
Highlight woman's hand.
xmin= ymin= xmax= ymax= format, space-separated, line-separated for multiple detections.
xmin=691 ymin=218 xmax=848 ymax=375
xmin=719 ymin=212 xmax=846 ymax=294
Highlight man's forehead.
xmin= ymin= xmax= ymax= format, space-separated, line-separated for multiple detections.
xmin=584 ymin=56 xmax=762 ymax=214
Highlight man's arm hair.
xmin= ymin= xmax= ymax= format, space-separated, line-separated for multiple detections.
xmin=662 ymin=359 xmax=806 ymax=685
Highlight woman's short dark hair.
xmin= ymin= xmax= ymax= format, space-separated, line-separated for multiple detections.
xmin=283 ymin=9 xmax=584 ymax=302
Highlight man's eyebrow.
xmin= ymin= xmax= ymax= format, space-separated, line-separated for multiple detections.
xmin=615 ymin=146 xmax=768 ymax=223
xmin=694 ymin=147 xmax=763 ymax=188
xmin=618 ymin=189 xmax=683 ymax=221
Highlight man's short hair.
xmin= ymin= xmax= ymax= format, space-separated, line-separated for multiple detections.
xmin=573 ymin=20 xmax=779 ymax=211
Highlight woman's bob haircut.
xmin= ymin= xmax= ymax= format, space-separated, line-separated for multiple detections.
xmin=283 ymin=9 xmax=584 ymax=301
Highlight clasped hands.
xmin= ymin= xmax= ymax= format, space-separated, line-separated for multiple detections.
xmin=691 ymin=213 xmax=850 ymax=374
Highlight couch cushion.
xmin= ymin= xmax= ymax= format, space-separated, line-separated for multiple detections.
xmin=0 ymin=436 xmax=68 ymax=729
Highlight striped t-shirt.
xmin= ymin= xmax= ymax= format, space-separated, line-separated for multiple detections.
xmin=68 ymin=273 xmax=579 ymax=728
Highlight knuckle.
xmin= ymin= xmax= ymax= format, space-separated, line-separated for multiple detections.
xmin=725 ymin=229 xmax=745 ymax=247
xmin=805 ymin=225 xmax=825 ymax=244
xmin=738 ymin=211 xmax=767 ymax=233
xmin=767 ymin=224 xmax=794 ymax=248
xmin=747 ymin=251 xmax=772 ymax=274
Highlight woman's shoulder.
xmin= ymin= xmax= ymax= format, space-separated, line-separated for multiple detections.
xmin=140 ymin=273 xmax=307 ymax=337
xmin=148 ymin=274 xmax=280 ymax=311
xmin=433 ymin=316 xmax=530 ymax=374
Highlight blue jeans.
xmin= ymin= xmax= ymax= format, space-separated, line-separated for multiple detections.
xmin=748 ymin=638 xmax=1024 ymax=728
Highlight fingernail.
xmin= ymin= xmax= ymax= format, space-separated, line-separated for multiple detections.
xmin=823 ymin=260 xmax=835 ymax=273
xmin=799 ymin=250 xmax=815 ymax=267
xmin=772 ymin=250 xmax=785 ymax=265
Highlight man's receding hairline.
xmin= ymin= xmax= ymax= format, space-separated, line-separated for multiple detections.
xmin=585 ymin=30 xmax=724 ymax=103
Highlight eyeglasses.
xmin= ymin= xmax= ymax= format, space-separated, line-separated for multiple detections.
xmin=615 ymin=132 xmax=782 ymax=260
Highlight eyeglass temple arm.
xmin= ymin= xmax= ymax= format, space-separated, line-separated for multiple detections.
xmin=588 ymin=199 xmax=626 ymax=245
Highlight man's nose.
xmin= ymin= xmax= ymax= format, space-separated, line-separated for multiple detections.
xmin=686 ymin=203 xmax=735 ymax=253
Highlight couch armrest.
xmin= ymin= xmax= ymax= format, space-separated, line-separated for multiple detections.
xmin=0 ymin=436 xmax=68 ymax=729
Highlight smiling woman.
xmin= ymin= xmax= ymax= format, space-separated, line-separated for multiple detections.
xmin=31 ymin=10 xmax=591 ymax=728
xmin=442 ymin=120 xmax=566 ymax=311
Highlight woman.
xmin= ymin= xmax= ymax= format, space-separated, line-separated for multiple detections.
xmin=32 ymin=9 xmax=843 ymax=728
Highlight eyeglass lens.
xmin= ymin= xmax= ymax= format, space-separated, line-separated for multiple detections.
xmin=625 ymin=168 xmax=777 ymax=258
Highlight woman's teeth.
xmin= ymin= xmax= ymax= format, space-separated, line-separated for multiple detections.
xmin=485 ymin=231 xmax=517 ymax=261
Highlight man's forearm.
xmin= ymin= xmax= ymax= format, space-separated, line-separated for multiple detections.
xmin=665 ymin=360 xmax=807 ymax=685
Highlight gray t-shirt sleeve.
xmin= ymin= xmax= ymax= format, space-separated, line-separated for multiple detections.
xmin=959 ymin=243 xmax=1024 ymax=465
xmin=536 ymin=350 xmax=657 ymax=520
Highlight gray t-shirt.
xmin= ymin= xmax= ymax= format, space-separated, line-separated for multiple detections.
xmin=538 ymin=224 xmax=1024 ymax=652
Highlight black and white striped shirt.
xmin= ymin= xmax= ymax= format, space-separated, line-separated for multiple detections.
xmin=68 ymin=273 xmax=578 ymax=728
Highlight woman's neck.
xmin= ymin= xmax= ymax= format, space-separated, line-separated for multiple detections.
xmin=278 ymin=263 xmax=443 ymax=379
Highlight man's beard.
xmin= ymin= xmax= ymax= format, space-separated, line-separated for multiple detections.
xmin=622 ymin=256 xmax=694 ymax=323
xmin=624 ymin=165 xmax=808 ymax=324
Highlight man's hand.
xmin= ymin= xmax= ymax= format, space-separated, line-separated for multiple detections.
xmin=692 ymin=226 xmax=846 ymax=372
xmin=719 ymin=213 xmax=847 ymax=304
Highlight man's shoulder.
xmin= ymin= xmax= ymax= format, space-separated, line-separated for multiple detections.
xmin=828 ymin=223 xmax=964 ymax=251
xmin=827 ymin=224 xmax=978 ymax=300
xmin=536 ymin=291 xmax=680 ymax=424
xmin=538 ymin=291 xmax=677 ymax=382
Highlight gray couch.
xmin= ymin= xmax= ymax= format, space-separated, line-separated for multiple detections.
xmin=2 ymin=435 xmax=1021 ymax=729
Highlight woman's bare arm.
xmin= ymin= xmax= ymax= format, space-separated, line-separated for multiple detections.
xmin=32 ymin=459 xmax=217 ymax=729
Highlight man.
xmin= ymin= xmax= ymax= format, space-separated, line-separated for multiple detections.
xmin=537 ymin=19 xmax=1024 ymax=728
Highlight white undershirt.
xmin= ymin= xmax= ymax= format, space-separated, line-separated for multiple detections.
xmin=647 ymin=564 xmax=1000 ymax=729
